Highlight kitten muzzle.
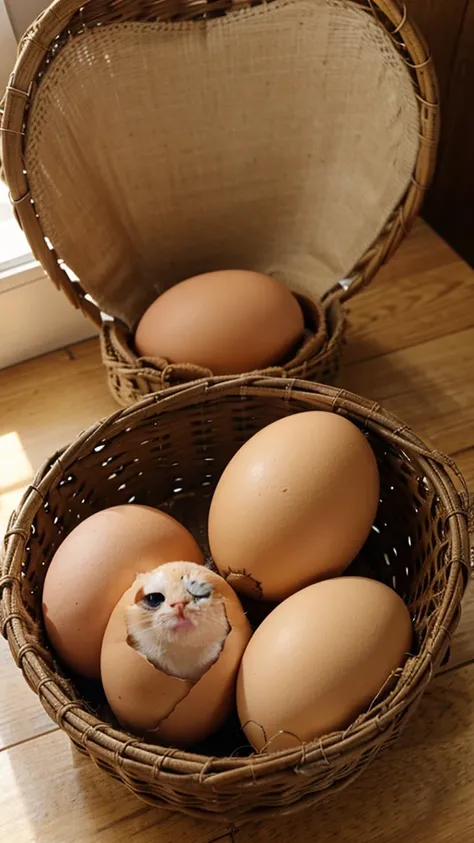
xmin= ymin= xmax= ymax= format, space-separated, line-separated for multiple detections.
xmin=169 ymin=601 xmax=187 ymax=618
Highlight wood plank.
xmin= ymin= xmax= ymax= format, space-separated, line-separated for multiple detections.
xmin=444 ymin=580 xmax=474 ymax=673
xmin=345 ymin=225 xmax=474 ymax=364
xmin=1 ymin=664 xmax=474 ymax=843
xmin=0 ymin=219 xmax=473 ymax=843
xmin=341 ymin=326 xmax=474 ymax=457
xmin=439 ymin=449 xmax=474 ymax=673
xmin=0 ymin=729 xmax=225 ymax=843
xmin=440 ymin=448 xmax=474 ymax=672
xmin=241 ymin=662 xmax=474 ymax=843
xmin=0 ymin=225 xmax=473 ymax=751
xmin=0 ymin=338 xmax=116 ymax=533
xmin=454 ymin=448 xmax=474 ymax=490
xmin=0 ymin=341 xmax=118 ymax=747
xmin=347 ymin=228 xmax=474 ymax=672
xmin=0 ymin=637 xmax=57 ymax=751
xmin=0 ymin=341 xmax=116 ymax=482
xmin=0 ymin=339 xmax=115 ymax=537
xmin=342 ymin=326 xmax=474 ymax=675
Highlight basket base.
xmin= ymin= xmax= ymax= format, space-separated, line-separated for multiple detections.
xmin=101 ymin=296 xmax=346 ymax=406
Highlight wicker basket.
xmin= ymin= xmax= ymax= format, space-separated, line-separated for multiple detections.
xmin=0 ymin=376 xmax=470 ymax=823
xmin=0 ymin=0 xmax=438 ymax=405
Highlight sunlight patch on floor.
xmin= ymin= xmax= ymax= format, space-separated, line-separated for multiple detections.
xmin=0 ymin=432 xmax=33 ymax=494
xmin=0 ymin=432 xmax=33 ymax=535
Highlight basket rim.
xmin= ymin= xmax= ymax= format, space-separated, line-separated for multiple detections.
xmin=100 ymin=292 xmax=346 ymax=405
xmin=0 ymin=375 xmax=469 ymax=814
xmin=0 ymin=0 xmax=439 ymax=330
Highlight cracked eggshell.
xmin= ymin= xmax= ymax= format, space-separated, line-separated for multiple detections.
xmin=237 ymin=577 xmax=413 ymax=752
xmin=101 ymin=569 xmax=252 ymax=747
xmin=42 ymin=505 xmax=204 ymax=679
xmin=209 ymin=412 xmax=380 ymax=601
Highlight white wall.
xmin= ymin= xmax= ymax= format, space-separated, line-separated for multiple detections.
xmin=0 ymin=2 xmax=98 ymax=366
xmin=0 ymin=1 xmax=17 ymax=91
xmin=0 ymin=265 xmax=98 ymax=369
xmin=3 ymin=0 xmax=50 ymax=39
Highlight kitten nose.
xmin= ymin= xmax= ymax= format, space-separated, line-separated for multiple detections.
xmin=169 ymin=601 xmax=186 ymax=618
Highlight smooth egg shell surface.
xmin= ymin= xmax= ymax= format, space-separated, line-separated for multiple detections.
xmin=134 ymin=270 xmax=305 ymax=375
xmin=208 ymin=412 xmax=380 ymax=601
xmin=237 ymin=577 xmax=413 ymax=751
xmin=101 ymin=570 xmax=252 ymax=746
xmin=42 ymin=505 xmax=204 ymax=678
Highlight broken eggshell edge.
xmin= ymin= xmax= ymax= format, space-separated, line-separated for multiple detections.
xmin=100 ymin=569 xmax=252 ymax=747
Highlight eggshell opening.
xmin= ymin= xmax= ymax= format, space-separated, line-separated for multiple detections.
xmin=101 ymin=567 xmax=252 ymax=747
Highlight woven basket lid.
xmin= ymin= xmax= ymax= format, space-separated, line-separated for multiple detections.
xmin=0 ymin=0 xmax=438 ymax=330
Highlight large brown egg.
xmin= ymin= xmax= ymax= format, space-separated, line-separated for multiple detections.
xmin=237 ymin=577 xmax=413 ymax=751
xmin=134 ymin=270 xmax=305 ymax=375
xmin=208 ymin=412 xmax=380 ymax=601
xmin=101 ymin=564 xmax=252 ymax=746
xmin=42 ymin=505 xmax=203 ymax=678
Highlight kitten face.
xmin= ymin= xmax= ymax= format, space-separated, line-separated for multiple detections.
xmin=126 ymin=562 xmax=231 ymax=682
xmin=134 ymin=568 xmax=216 ymax=635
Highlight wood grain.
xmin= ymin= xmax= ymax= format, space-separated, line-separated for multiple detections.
xmin=0 ymin=728 xmax=230 ymax=843
xmin=1 ymin=665 xmax=474 ymax=843
xmin=341 ymin=327 xmax=474 ymax=457
xmin=0 ymin=221 xmax=473 ymax=841
xmin=0 ymin=638 xmax=57 ymax=751
xmin=454 ymin=449 xmax=474 ymax=490
xmin=0 ymin=342 xmax=116 ymax=504
xmin=239 ymin=663 xmax=474 ymax=842
xmin=442 ymin=447 xmax=474 ymax=671
xmin=344 ymin=224 xmax=474 ymax=364
xmin=444 ymin=580 xmax=474 ymax=673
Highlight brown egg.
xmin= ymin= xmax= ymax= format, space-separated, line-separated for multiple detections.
xmin=209 ymin=412 xmax=380 ymax=601
xmin=42 ymin=505 xmax=203 ymax=678
xmin=237 ymin=577 xmax=413 ymax=751
xmin=134 ymin=270 xmax=305 ymax=375
xmin=101 ymin=566 xmax=252 ymax=746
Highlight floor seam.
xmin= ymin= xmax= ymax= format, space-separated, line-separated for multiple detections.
xmin=0 ymin=725 xmax=60 ymax=754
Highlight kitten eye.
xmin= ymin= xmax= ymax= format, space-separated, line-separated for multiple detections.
xmin=185 ymin=579 xmax=213 ymax=600
xmin=142 ymin=592 xmax=165 ymax=609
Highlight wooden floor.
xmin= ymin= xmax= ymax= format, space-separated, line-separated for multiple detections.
xmin=0 ymin=220 xmax=473 ymax=842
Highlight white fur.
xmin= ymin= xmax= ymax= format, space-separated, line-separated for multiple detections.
xmin=126 ymin=562 xmax=230 ymax=682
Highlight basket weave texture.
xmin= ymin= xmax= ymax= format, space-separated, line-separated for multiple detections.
xmin=0 ymin=0 xmax=438 ymax=404
xmin=101 ymin=294 xmax=346 ymax=404
xmin=0 ymin=377 xmax=470 ymax=823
